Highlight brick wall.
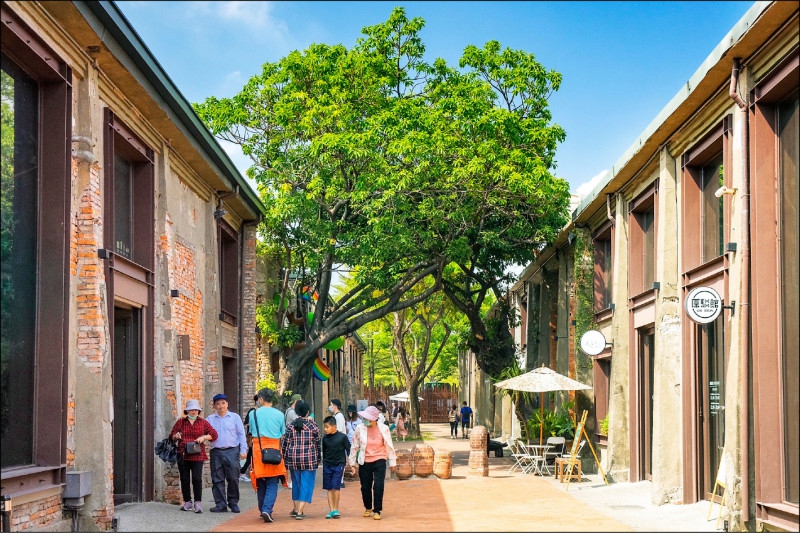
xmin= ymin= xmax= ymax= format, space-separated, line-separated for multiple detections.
xmin=9 ymin=494 xmax=62 ymax=531
xmin=74 ymin=163 xmax=106 ymax=375
xmin=170 ymin=239 xmax=205 ymax=402
xmin=240 ymin=224 xmax=258 ymax=400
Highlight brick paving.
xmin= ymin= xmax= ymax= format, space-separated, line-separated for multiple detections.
xmin=117 ymin=422 xmax=717 ymax=531
xmin=211 ymin=423 xmax=633 ymax=532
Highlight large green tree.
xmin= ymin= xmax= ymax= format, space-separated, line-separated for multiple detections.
xmin=194 ymin=7 xmax=570 ymax=397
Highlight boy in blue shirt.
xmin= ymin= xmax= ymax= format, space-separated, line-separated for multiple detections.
xmin=321 ymin=415 xmax=350 ymax=518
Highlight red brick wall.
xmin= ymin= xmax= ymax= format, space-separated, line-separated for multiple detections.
xmin=9 ymin=494 xmax=63 ymax=531
xmin=170 ymin=240 xmax=205 ymax=402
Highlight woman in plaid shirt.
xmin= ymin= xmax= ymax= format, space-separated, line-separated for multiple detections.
xmin=169 ymin=399 xmax=219 ymax=513
xmin=280 ymin=401 xmax=321 ymax=520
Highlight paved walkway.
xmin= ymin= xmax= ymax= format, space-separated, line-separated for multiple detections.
xmin=115 ymin=423 xmax=721 ymax=532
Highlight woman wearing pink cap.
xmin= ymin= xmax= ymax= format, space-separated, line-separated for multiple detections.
xmin=347 ymin=405 xmax=396 ymax=520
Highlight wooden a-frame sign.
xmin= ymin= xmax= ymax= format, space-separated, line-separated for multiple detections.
xmin=565 ymin=410 xmax=609 ymax=490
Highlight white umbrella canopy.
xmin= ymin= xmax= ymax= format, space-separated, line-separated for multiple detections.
xmin=494 ymin=365 xmax=592 ymax=444
xmin=388 ymin=391 xmax=423 ymax=402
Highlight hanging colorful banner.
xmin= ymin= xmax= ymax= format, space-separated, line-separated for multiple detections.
xmin=312 ymin=356 xmax=330 ymax=381
xmin=301 ymin=286 xmax=319 ymax=303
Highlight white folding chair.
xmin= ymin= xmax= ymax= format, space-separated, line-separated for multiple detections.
xmin=508 ymin=439 xmax=530 ymax=474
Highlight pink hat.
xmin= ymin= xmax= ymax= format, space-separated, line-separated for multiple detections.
xmin=358 ymin=405 xmax=380 ymax=421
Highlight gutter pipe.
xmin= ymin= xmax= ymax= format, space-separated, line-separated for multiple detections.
xmin=730 ymin=57 xmax=751 ymax=525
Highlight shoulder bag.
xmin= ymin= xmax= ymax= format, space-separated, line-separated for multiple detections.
xmin=253 ymin=408 xmax=282 ymax=465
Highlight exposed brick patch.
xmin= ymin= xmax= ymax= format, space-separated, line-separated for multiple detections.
xmin=91 ymin=505 xmax=114 ymax=531
xmin=66 ymin=395 xmax=76 ymax=466
xmin=168 ymin=239 xmax=205 ymax=402
xmin=74 ymin=164 xmax=107 ymax=375
xmin=10 ymin=494 xmax=65 ymax=530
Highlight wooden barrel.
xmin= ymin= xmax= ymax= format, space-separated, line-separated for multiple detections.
xmin=395 ymin=450 xmax=413 ymax=480
xmin=433 ymin=450 xmax=452 ymax=479
xmin=412 ymin=443 xmax=434 ymax=477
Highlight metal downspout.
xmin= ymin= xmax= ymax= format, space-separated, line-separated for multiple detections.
xmin=730 ymin=57 xmax=751 ymax=525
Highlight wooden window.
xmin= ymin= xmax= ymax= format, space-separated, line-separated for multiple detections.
xmin=681 ymin=118 xmax=731 ymax=270
xmin=1 ymin=4 xmax=71 ymax=485
xmin=218 ymin=219 xmax=239 ymax=324
xmin=103 ymin=111 xmax=154 ymax=270
xmin=629 ymin=183 xmax=658 ymax=295
xmin=593 ymin=221 xmax=614 ymax=313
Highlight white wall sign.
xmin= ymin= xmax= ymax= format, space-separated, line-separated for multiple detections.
xmin=580 ymin=329 xmax=607 ymax=356
xmin=685 ymin=286 xmax=723 ymax=323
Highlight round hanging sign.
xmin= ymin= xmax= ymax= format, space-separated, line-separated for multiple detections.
xmin=685 ymin=286 xmax=722 ymax=324
xmin=580 ymin=329 xmax=607 ymax=356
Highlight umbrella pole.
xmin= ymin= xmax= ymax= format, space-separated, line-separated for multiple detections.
xmin=540 ymin=392 xmax=544 ymax=445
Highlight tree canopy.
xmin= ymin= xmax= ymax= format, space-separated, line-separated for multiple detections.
xmin=193 ymin=7 xmax=571 ymax=396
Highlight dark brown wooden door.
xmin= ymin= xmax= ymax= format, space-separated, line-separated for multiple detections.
xmin=113 ymin=306 xmax=141 ymax=503
xmin=696 ymin=316 xmax=725 ymax=500
xmin=638 ymin=326 xmax=655 ymax=481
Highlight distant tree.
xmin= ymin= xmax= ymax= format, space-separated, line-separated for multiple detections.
xmin=194 ymin=7 xmax=570 ymax=397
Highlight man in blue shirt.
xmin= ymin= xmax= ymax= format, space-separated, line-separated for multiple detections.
xmin=206 ymin=393 xmax=248 ymax=513
xmin=460 ymin=401 xmax=473 ymax=439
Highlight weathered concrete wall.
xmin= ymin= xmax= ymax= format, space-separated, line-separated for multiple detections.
xmin=650 ymin=147 xmax=683 ymax=504
xmin=606 ymin=193 xmax=631 ymax=483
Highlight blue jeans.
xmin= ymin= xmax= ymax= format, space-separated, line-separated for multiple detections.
xmin=256 ymin=476 xmax=280 ymax=515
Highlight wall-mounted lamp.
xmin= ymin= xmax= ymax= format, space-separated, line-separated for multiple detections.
xmin=213 ymin=207 xmax=227 ymax=219
xmin=98 ymin=248 xmax=111 ymax=259
xmin=609 ymin=303 xmax=616 ymax=310
xmin=170 ymin=289 xmax=180 ymax=298
xmin=652 ymin=282 xmax=661 ymax=290
xmin=714 ymin=185 xmax=738 ymax=198
xmin=567 ymin=232 xmax=575 ymax=245
xmin=725 ymin=242 xmax=738 ymax=253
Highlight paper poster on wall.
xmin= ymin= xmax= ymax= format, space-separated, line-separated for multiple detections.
xmin=357 ymin=399 xmax=369 ymax=412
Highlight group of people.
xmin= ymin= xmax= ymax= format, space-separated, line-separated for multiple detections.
xmin=167 ymin=391 xmax=399 ymax=522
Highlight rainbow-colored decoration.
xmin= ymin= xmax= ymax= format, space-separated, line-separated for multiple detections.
xmin=312 ymin=356 xmax=330 ymax=381
xmin=301 ymin=286 xmax=319 ymax=303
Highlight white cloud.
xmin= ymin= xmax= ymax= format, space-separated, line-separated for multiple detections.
xmin=215 ymin=1 xmax=289 ymax=40
xmin=574 ymin=169 xmax=608 ymax=200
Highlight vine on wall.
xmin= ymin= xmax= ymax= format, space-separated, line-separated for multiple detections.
xmin=572 ymin=227 xmax=595 ymax=368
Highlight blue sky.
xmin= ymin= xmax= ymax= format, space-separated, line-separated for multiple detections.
xmin=117 ymin=1 xmax=754 ymax=196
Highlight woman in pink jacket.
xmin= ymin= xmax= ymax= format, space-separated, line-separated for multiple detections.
xmin=347 ymin=405 xmax=396 ymax=521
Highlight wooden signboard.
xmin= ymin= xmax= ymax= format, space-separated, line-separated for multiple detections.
xmin=565 ymin=410 xmax=609 ymax=491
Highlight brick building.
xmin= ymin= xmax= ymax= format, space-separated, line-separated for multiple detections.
xmin=1 ymin=1 xmax=265 ymax=530
xmin=463 ymin=2 xmax=798 ymax=531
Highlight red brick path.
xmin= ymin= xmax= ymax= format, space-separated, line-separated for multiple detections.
xmin=213 ymin=424 xmax=632 ymax=532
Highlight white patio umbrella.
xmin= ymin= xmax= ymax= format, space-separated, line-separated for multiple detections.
xmin=388 ymin=391 xmax=423 ymax=402
xmin=494 ymin=365 xmax=592 ymax=444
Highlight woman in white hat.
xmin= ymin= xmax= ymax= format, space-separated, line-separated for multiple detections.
xmin=347 ymin=405 xmax=396 ymax=520
xmin=169 ymin=399 xmax=218 ymax=513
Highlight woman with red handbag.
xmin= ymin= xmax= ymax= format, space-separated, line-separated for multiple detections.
xmin=169 ymin=399 xmax=218 ymax=513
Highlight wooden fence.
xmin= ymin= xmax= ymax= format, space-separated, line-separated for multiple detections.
xmin=362 ymin=384 xmax=460 ymax=423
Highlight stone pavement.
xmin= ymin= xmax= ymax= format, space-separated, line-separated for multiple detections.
xmin=114 ymin=423 xmax=722 ymax=532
